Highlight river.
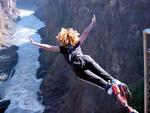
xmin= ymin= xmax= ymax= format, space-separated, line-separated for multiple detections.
xmin=2 ymin=5 xmax=45 ymax=113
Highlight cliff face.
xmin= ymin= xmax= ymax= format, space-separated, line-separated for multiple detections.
xmin=0 ymin=0 xmax=18 ymax=80
xmin=0 ymin=0 xmax=18 ymax=111
xmin=17 ymin=0 xmax=45 ymax=7
xmin=0 ymin=0 xmax=18 ymax=40
xmin=0 ymin=45 xmax=18 ymax=79
xmin=0 ymin=0 xmax=18 ymax=76
xmin=35 ymin=0 xmax=149 ymax=113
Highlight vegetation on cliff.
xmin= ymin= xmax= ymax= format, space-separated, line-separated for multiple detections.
xmin=129 ymin=79 xmax=144 ymax=113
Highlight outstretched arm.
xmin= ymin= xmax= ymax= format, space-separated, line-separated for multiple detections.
xmin=79 ymin=15 xmax=96 ymax=45
xmin=28 ymin=36 xmax=60 ymax=52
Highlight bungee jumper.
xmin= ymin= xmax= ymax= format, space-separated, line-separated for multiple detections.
xmin=29 ymin=15 xmax=138 ymax=113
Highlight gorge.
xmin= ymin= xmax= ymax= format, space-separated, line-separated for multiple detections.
xmin=0 ymin=0 xmax=149 ymax=113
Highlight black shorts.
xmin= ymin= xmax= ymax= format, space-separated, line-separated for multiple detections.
xmin=70 ymin=54 xmax=115 ymax=88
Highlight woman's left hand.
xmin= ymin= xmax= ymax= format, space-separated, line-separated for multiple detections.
xmin=28 ymin=36 xmax=35 ymax=44
xmin=92 ymin=14 xmax=96 ymax=24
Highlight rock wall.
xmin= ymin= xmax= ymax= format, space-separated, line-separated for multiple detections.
xmin=16 ymin=0 xmax=45 ymax=6
xmin=0 ymin=0 xmax=18 ymax=76
xmin=0 ymin=45 xmax=18 ymax=80
xmin=35 ymin=0 xmax=149 ymax=113
xmin=0 ymin=0 xmax=18 ymax=111
xmin=0 ymin=0 xmax=18 ymax=39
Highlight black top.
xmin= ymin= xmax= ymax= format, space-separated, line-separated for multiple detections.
xmin=59 ymin=41 xmax=83 ymax=63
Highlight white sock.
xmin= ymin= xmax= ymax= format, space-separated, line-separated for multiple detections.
xmin=107 ymin=86 xmax=113 ymax=95
xmin=112 ymin=79 xmax=121 ymax=85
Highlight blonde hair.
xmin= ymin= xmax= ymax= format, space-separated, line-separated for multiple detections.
xmin=56 ymin=28 xmax=80 ymax=47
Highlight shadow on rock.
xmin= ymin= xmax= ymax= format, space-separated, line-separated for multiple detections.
xmin=0 ymin=100 xmax=11 ymax=113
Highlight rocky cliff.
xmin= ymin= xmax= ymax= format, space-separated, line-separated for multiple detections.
xmin=0 ymin=0 xmax=18 ymax=77
xmin=35 ymin=0 xmax=149 ymax=113
xmin=0 ymin=0 xmax=18 ymax=38
xmin=0 ymin=0 xmax=18 ymax=111
xmin=17 ymin=0 xmax=44 ymax=7
xmin=0 ymin=45 xmax=18 ymax=80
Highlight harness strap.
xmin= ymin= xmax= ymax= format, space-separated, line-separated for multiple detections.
xmin=66 ymin=41 xmax=80 ymax=61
